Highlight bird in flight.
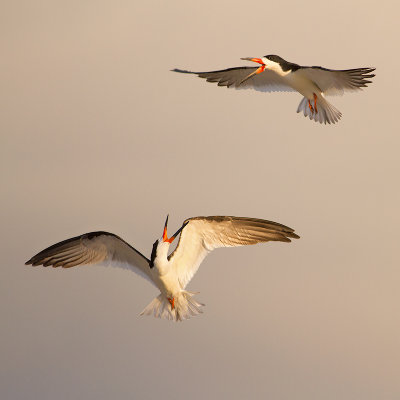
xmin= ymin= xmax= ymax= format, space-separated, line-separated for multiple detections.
xmin=173 ymin=55 xmax=375 ymax=125
xmin=25 ymin=215 xmax=299 ymax=321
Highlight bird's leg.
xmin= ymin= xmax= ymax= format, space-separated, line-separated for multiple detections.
xmin=168 ymin=297 xmax=175 ymax=310
xmin=313 ymin=93 xmax=318 ymax=113
xmin=308 ymin=99 xmax=314 ymax=114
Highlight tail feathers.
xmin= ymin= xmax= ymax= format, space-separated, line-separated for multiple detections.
xmin=297 ymin=95 xmax=342 ymax=124
xmin=140 ymin=291 xmax=204 ymax=322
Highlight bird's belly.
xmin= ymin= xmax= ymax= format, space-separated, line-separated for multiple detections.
xmin=286 ymin=74 xmax=319 ymax=99
xmin=152 ymin=271 xmax=181 ymax=297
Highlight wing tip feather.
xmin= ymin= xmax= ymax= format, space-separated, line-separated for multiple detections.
xmin=171 ymin=68 xmax=195 ymax=74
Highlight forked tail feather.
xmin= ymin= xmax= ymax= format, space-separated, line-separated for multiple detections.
xmin=140 ymin=290 xmax=204 ymax=322
xmin=297 ymin=94 xmax=342 ymax=124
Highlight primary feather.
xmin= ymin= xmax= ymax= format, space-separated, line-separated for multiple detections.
xmin=169 ymin=216 xmax=299 ymax=289
xmin=25 ymin=231 xmax=154 ymax=286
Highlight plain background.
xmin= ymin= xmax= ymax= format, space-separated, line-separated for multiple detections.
xmin=1 ymin=1 xmax=399 ymax=399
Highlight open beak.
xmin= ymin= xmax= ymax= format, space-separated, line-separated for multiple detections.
xmin=240 ymin=57 xmax=264 ymax=65
xmin=163 ymin=215 xmax=189 ymax=243
xmin=237 ymin=57 xmax=266 ymax=86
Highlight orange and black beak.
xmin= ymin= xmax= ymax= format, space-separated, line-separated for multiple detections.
xmin=162 ymin=215 xmax=189 ymax=243
xmin=238 ymin=57 xmax=266 ymax=86
xmin=240 ymin=57 xmax=264 ymax=65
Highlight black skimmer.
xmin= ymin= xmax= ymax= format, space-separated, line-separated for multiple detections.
xmin=174 ymin=55 xmax=375 ymax=124
xmin=26 ymin=215 xmax=299 ymax=321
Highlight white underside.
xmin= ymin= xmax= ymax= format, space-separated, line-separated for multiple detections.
xmin=279 ymin=73 xmax=342 ymax=124
xmin=284 ymin=73 xmax=321 ymax=99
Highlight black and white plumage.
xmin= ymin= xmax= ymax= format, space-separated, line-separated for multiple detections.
xmin=26 ymin=215 xmax=300 ymax=321
xmin=173 ymin=55 xmax=375 ymax=124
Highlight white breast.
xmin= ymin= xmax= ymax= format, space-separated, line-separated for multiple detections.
xmin=285 ymin=72 xmax=320 ymax=98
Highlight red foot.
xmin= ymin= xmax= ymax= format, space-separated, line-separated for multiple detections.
xmin=168 ymin=297 xmax=175 ymax=310
xmin=313 ymin=93 xmax=318 ymax=113
xmin=308 ymin=100 xmax=314 ymax=113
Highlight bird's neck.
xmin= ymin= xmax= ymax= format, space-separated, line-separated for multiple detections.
xmin=271 ymin=64 xmax=291 ymax=77
xmin=153 ymin=243 xmax=171 ymax=276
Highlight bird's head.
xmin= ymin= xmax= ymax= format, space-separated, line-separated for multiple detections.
xmin=149 ymin=215 xmax=188 ymax=268
xmin=241 ymin=54 xmax=286 ymax=74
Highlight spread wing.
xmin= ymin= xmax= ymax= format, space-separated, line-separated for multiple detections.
xmin=25 ymin=231 xmax=155 ymax=287
xmin=169 ymin=216 xmax=300 ymax=289
xmin=295 ymin=66 xmax=375 ymax=96
xmin=173 ymin=67 xmax=295 ymax=93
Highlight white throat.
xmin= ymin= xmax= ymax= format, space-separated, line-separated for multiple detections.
xmin=153 ymin=241 xmax=171 ymax=275
xmin=262 ymin=58 xmax=290 ymax=77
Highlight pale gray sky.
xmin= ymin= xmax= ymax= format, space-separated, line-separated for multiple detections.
xmin=1 ymin=1 xmax=399 ymax=399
